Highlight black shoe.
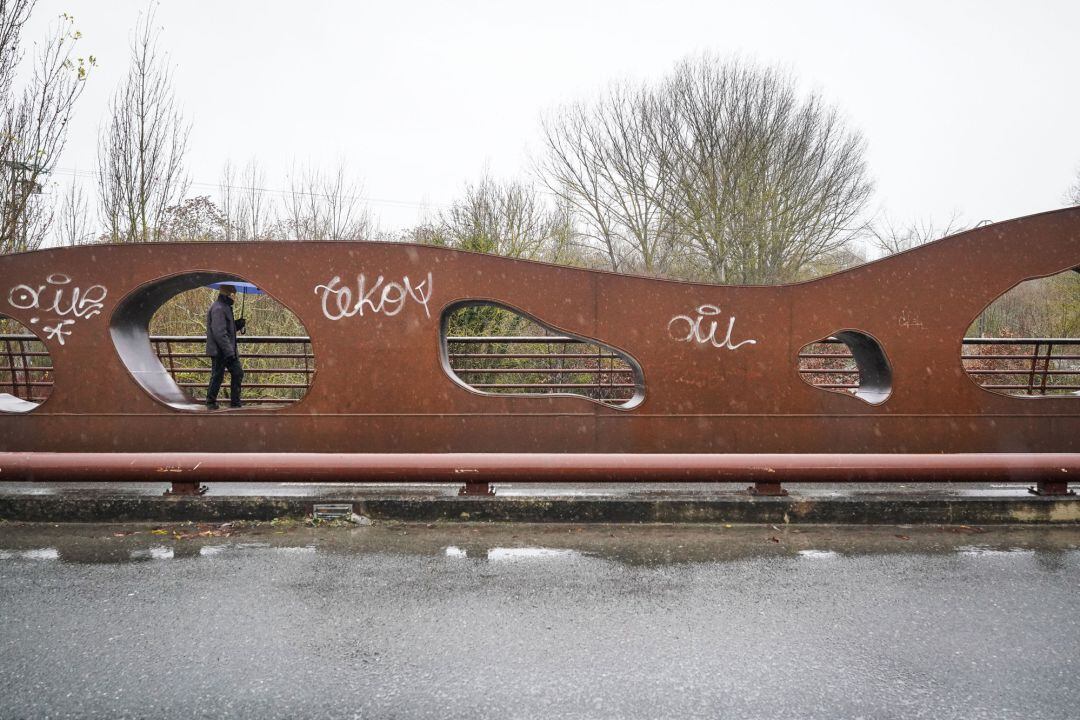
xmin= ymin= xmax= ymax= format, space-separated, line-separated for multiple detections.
xmin=229 ymin=402 xmax=243 ymax=408
xmin=206 ymin=401 xmax=219 ymax=410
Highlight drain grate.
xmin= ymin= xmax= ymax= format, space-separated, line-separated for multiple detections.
xmin=312 ymin=503 xmax=353 ymax=521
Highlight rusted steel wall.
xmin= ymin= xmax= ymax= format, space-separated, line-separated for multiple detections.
xmin=0 ymin=207 xmax=1077 ymax=455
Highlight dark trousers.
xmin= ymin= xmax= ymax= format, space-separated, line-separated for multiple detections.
xmin=207 ymin=355 xmax=244 ymax=406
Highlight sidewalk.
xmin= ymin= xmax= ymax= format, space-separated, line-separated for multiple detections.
xmin=1 ymin=481 xmax=1077 ymax=524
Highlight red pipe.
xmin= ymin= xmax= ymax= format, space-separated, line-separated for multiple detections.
xmin=0 ymin=452 xmax=1077 ymax=483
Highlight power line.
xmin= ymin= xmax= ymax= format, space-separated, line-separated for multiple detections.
xmin=48 ymin=166 xmax=451 ymax=211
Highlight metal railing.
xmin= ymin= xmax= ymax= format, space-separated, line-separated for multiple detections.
xmin=797 ymin=339 xmax=861 ymax=391
xmin=2 ymin=334 xmax=1079 ymax=405
xmin=446 ymin=335 xmax=637 ymax=406
xmin=150 ymin=335 xmax=314 ymax=405
xmin=800 ymin=337 xmax=1080 ymax=396
xmin=0 ymin=333 xmax=53 ymax=403
xmin=960 ymin=338 xmax=1080 ymax=395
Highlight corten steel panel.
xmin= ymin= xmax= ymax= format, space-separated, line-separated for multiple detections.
xmin=0 ymin=207 xmax=1077 ymax=455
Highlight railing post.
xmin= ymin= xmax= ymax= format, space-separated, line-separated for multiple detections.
xmin=164 ymin=481 xmax=207 ymax=496
xmin=1026 ymin=341 xmax=1040 ymax=395
xmin=458 ymin=480 xmax=495 ymax=497
xmin=1029 ymin=479 xmax=1074 ymax=497
xmin=748 ymin=480 xmax=788 ymax=496
xmin=1039 ymin=342 xmax=1053 ymax=395
xmin=19 ymin=338 xmax=31 ymax=401
xmin=3 ymin=337 xmax=15 ymax=396
xmin=303 ymin=340 xmax=311 ymax=397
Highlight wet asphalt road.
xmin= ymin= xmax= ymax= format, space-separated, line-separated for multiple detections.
xmin=1 ymin=522 xmax=1078 ymax=719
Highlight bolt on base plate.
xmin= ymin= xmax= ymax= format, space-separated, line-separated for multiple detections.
xmin=164 ymin=481 xmax=208 ymax=497
xmin=1028 ymin=480 xmax=1075 ymax=497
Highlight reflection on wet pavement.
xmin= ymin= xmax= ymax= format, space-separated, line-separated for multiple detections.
xmin=1 ymin=521 xmax=1076 ymax=566
xmin=1 ymin=522 xmax=1078 ymax=719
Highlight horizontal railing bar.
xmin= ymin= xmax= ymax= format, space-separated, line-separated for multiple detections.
xmin=4 ymin=333 xmax=1079 ymax=347
xmin=798 ymin=369 xmax=859 ymax=375
xmin=967 ymin=370 xmax=1080 ymax=376
xmin=447 ymin=336 xmax=585 ymax=344
xmin=963 ymin=356 xmax=1080 ymax=362
xmin=166 ymin=367 xmax=315 ymax=375
xmin=975 ymin=385 xmax=1080 ymax=391
xmin=5 ymin=452 xmax=1079 ymax=483
xmin=180 ymin=397 xmax=299 ymax=404
xmin=470 ymin=383 xmax=637 ymax=389
xmin=961 ymin=338 xmax=1080 ymax=345
xmin=450 ymin=353 xmax=624 ymax=360
xmin=176 ymin=382 xmax=308 ymax=389
xmin=150 ymin=335 xmax=312 ymax=343
xmin=454 ymin=368 xmax=633 ymax=375
xmin=156 ymin=352 xmax=314 ymax=360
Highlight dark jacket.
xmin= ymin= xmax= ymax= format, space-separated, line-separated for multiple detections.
xmin=206 ymin=294 xmax=238 ymax=359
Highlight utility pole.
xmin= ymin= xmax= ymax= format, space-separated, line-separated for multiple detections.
xmin=1 ymin=159 xmax=44 ymax=252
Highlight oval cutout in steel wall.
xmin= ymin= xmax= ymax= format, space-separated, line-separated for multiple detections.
xmin=961 ymin=267 xmax=1080 ymax=398
xmin=441 ymin=300 xmax=644 ymax=409
xmin=110 ymin=272 xmax=315 ymax=411
xmin=798 ymin=330 xmax=892 ymax=405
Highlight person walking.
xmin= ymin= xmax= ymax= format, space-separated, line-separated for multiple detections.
xmin=205 ymin=284 xmax=245 ymax=409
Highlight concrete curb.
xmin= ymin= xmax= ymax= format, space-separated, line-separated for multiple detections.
xmin=2 ymin=493 xmax=1079 ymax=524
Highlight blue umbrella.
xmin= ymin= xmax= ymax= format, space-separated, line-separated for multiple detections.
xmin=208 ymin=282 xmax=262 ymax=333
xmin=208 ymin=281 xmax=264 ymax=295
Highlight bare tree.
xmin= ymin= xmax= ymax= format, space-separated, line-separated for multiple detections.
xmin=279 ymin=161 xmax=372 ymax=241
xmin=540 ymin=83 xmax=677 ymax=275
xmin=0 ymin=3 xmax=92 ymax=252
xmin=651 ymin=56 xmax=874 ymax=284
xmin=97 ymin=8 xmax=189 ymax=243
xmin=160 ymin=195 xmax=225 ymax=241
xmin=219 ymin=159 xmax=239 ymax=240
xmin=1068 ymin=168 xmax=1080 ymax=206
xmin=220 ymin=158 xmax=269 ymax=240
xmin=55 ymin=178 xmax=91 ymax=246
xmin=438 ymin=175 xmax=559 ymax=260
xmin=539 ymin=56 xmax=874 ymax=283
xmin=869 ymin=211 xmax=966 ymax=256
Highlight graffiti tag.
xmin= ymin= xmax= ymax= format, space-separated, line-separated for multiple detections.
xmin=314 ymin=272 xmax=433 ymax=320
xmin=668 ymin=304 xmax=757 ymax=351
xmin=7 ymin=273 xmax=107 ymax=345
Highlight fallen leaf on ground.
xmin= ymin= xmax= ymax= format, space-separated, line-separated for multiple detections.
xmin=948 ymin=525 xmax=987 ymax=534
xmin=895 ymin=535 xmax=910 ymax=540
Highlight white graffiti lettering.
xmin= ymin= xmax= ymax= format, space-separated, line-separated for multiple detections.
xmin=314 ymin=272 xmax=433 ymax=320
xmin=668 ymin=304 xmax=757 ymax=351
xmin=6 ymin=274 xmax=108 ymax=345
xmin=41 ymin=319 xmax=75 ymax=345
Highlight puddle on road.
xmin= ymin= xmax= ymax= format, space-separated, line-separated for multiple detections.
xmin=445 ymin=546 xmax=584 ymax=561
xmin=0 ymin=522 xmax=1077 ymax=568
xmin=956 ymin=545 xmax=1037 ymax=557
xmin=0 ymin=547 xmax=60 ymax=561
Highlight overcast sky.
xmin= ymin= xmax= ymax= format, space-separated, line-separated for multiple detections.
xmin=25 ymin=0 xmax=1080 ymax=240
